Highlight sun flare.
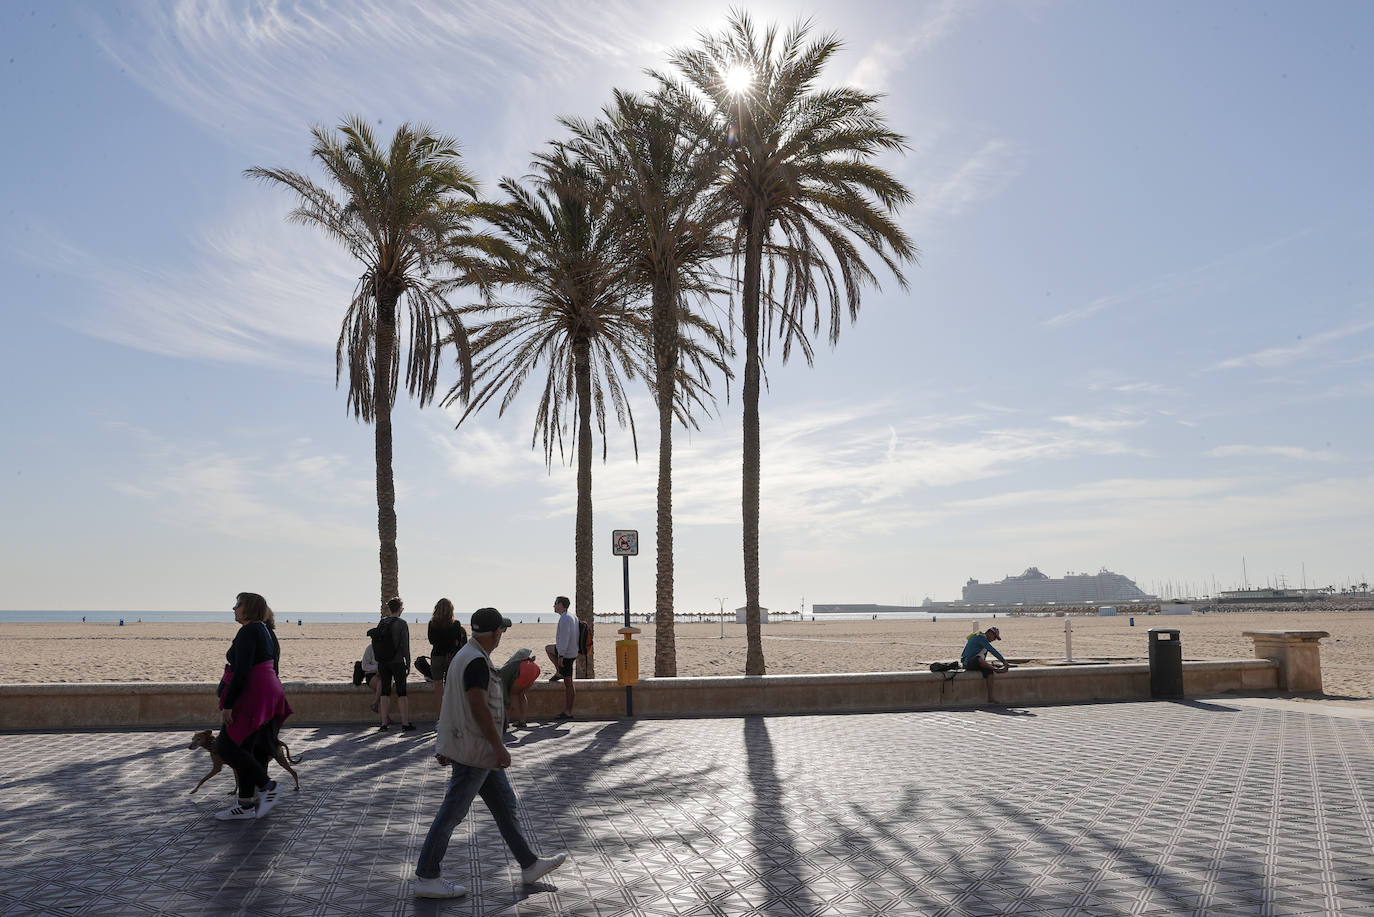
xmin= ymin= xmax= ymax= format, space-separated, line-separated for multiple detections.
xmin=723 ymin=64 xmax=752 ymax=95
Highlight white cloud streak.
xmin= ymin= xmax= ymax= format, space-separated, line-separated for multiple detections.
xmin=1206 ymin=444 xmax=1340 ymax=462
xmin=524 ymin=399 xmax=1140 ymax=537
xmin=1044 ymin=230 xmax=1313 ymax=327
xmin=1215 ymin=319 xmax=1374 ymax=370
xmin=26 ymin=199 xmax=357 ymax=366
xmin=93 ymin=0 xmax=658 ymax=153
xmin=848 ymin=0 xmax=976 ymax=91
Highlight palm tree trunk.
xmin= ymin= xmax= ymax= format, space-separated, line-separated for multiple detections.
xmin=573 ymin=336 xmax=595 ymax=678
xmin=653 ymin=278 xmax=677 ymax=677
xmin=374 ymin=300 xmax=400 ymax=608
xmin=742 ymin=206 xmax=766 ymax=676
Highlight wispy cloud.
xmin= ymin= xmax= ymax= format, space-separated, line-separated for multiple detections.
xmin=24 ymin=199 xmax=356 ymax=366
xmin=428 ymin=414 xmax=548 ymax=486
xmin=918 ymin=138 xmax=1024 ymax=221
xmin=1052 ymin=414 xmax=1146 ymax=432
xmin=1044 ymin=294 xmax=1123 ymax=327
xmin=848 ymin=0 xmax=974 ymax=91
xmin=93 ymin=0 xmax=659 ymax=154
xmin=1044 ymin=230 xmax=1312 ymax=327
xmin=1087 ymin=380 xmax=1178 ymax=396
xmin=525 ymin=399 xmax=1140 ymax=537
xmin=1214 ymin=319 xmax=1374 ymax=370
xmin=109 ymin=430 xmax=374 ymax=547
xmin=1206 ymin=444 xmax=1340 ymax=461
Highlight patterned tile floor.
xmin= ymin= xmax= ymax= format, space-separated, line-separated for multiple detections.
xmin=1 ymin=698 xmax=1372 ymax=916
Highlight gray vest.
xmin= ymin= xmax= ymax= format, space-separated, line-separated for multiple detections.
xmin=435 ymin=639 xmax=505 ymax=767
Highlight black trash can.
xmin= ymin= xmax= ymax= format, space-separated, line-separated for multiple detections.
xmin=1148 ymin=628 xmax=1183 ymax=698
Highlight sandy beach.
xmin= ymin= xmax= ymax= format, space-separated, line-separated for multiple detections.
xmin=2 ymin=609 xmax=1370 ymax=702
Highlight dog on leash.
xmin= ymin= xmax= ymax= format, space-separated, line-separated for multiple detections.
xmin=188 ymin=729 xmax=301 ymax=794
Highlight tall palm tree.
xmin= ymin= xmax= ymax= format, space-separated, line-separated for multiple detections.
xmin=247 ymin=117 xmax=492 ymax=606
xmin=561 ymin=90 xmax=734 ymax=676
xmin=667 ymin=15 xmax=917 ymax=674
xmin=442 ymin=154 xmax=646 ymax=677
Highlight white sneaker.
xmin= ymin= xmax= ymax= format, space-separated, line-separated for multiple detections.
xmin=255 ymin=781 xmax=280 ymax=819
xmin=214 ymin=802 xmax=257 ymax=821
xmin=521 ymin=853 xmax=566 ymax=884
xmin=413 ymin=876 xmax=466 ymax=898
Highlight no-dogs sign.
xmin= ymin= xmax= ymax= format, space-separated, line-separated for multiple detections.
xmin=612 ymin=530 xmax=639 ymax=556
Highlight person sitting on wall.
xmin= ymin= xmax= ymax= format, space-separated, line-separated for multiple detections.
xmin=961 ymin=626 xmax=1010 ymax=678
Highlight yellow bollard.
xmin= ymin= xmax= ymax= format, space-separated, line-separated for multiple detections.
xmin=616 ymin=627 xmax=641 ymax=686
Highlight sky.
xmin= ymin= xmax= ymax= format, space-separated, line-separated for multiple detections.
xmin=3 ymin=0 xmax=1372 ymax=615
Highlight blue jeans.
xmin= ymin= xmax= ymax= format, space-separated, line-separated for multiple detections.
xmin=416 ymin=762 xmax=537 ymax=879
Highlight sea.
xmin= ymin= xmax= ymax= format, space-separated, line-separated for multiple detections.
xmin=1 ymin=609 xmax=990 ymax=625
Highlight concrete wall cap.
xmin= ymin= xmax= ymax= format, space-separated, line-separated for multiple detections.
xmin=1242 ymin=630 xmax=1330 ymax=640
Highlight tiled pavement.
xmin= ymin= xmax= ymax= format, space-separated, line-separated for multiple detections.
xmin=1 ymin=699 xmax=1372 ymax=916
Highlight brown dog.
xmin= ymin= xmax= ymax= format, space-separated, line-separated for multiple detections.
xmin=188 ymin=729 xmax=301 ymax=794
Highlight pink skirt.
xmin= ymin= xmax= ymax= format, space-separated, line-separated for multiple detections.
xmin=219 ymin=660 xmax=292 ymax=745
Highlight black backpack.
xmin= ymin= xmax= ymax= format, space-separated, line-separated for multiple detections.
xmin=368 ymin=616 xmax=399 ymax=663
xmin=577 ymin=619 xmax=592 ymax=657
xmin=929 ymin=660 xmax=962 ymax=673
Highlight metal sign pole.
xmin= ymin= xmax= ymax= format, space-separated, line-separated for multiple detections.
xmin=612 ymin=529 xmax=639 ymax=717
xmin=622 ymin=552 xmax=632 ymax=716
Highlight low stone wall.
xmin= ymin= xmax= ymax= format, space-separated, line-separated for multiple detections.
xmin=0 ymin=659 xmax=1279 ymax=731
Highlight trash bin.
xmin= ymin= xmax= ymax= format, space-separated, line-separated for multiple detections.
xmin=1148 ymin=628 xmax=1183 ymax=698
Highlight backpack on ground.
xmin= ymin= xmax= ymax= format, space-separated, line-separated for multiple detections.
xmin=577 ymin=619 xmax=592 ymax=657
xmin=929 ymin=660 xmax=962 ymax=673
xmin=368 ymin=616 xmax=399 ymax=663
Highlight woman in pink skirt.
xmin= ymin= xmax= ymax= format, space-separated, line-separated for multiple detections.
xmin=214 ymin=592 xmax=292 ymax=821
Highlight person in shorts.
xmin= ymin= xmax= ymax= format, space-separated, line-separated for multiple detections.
xmin=961 ymin=626 xmax=1010 ymax=703
xmin=543 ymin=596 xmax=577 ymax=719
xmin=374 ymin=597 xmax=415 ymax=731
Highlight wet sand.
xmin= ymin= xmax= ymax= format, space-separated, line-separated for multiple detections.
xmin=2 ymin=609 xmax=1369 ymax=702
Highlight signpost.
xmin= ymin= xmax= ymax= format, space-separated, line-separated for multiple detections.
xmin=611 ymin=530 xmax=640 ymax=715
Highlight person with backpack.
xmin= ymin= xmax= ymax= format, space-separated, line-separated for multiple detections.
xmin=369 ymin=597 xmax=415 ymax=732
xmin=543 ymin=595 xmax=577 ymax=720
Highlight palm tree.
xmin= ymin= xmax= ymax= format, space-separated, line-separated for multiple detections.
xmin=561 ymin=90 xmax=734 ymax=676
xmin=442 ymin=154 xmax=646 ymax=677
xmin=246 ymin=117 xmax=491 ymax=606
xmin=667 ymin=15 xmax=917 ymax=674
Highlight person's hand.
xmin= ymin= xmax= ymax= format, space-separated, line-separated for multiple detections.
xmin=435 ymin=754 xmax=450 ymax=766
xmin=494 ymin=746 xmax=512 ymax=769
xmin=220 ymin=708 xmax=234 ymax=725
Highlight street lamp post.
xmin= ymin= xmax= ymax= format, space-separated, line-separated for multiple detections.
xmin=715 ymin=596 xmax=728 ymax=639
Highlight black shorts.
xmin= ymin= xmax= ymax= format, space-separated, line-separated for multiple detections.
xmin=557 ymin=656 xmax=575 ymax=677
xmin=963 ymin=657 xmax=994 ymax=678
xmin=378 ymin=661 xmax=409 ymax=697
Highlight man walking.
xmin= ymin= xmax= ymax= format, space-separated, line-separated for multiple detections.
xmin=543 ymin=596 xmax=577 ymax=719
xmin=371 ymin=597 xmax=415 ymax=731
xmin=413 ymin=607 xmax=566 ymax=899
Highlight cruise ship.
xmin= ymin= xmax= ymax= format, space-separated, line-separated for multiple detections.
xmin=962 ymin=567 xmax=1155 ymax=604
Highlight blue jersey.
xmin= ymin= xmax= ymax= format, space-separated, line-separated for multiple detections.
xmin=961 ymin=633 xmax=1006 ymax=667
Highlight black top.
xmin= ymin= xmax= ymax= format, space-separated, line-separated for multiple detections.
xmin=461 ymin=655 xmax=489 ymax=692
xmin=220 ymin=621 xmax=280 ymax=707
xmin=428 ymin=619 xmax=467 ymax=655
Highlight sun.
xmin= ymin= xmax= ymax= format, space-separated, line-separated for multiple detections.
xmin=723 ymin=64 xmax=752 ymax=96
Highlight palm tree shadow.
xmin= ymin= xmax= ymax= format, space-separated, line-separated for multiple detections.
xmin=743 ymin=716 xmax=817 ymax=916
